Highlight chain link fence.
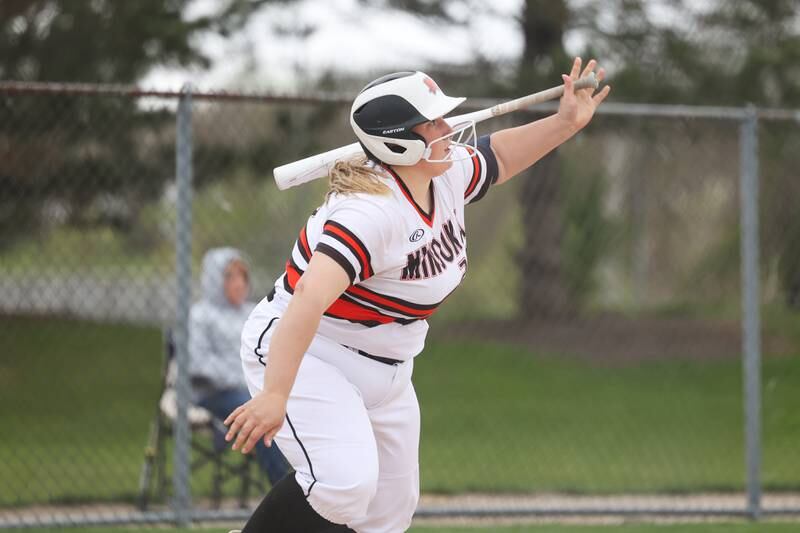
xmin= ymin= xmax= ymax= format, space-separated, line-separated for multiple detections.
xmin=1 ymin=82 xmax=799 ymax=528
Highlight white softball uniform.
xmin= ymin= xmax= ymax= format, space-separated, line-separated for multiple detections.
xmin=240 ymin=138 xmax=498 ymax=532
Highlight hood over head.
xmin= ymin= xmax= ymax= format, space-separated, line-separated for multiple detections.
xmin=200 ymin=247 xmax=248 ymax=308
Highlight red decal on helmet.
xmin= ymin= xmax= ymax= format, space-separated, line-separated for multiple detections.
xmin=423 ymin=76 xmax=439 ymax=94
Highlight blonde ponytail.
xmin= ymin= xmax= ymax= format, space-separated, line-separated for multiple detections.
xmin=326 ymin=156 xmax=391 ymax=199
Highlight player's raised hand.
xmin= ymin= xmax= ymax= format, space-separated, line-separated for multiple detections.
xmin=224 ymin=391 xmax=287 ymax=454
xmin=557 ymin=57 xmax=610 ymax=132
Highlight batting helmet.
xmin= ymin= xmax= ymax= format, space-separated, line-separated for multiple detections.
xmin=350 ymin=71 xmax=468 ymax=166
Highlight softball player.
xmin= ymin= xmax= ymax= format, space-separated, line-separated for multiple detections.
xmin=226 ymin=57 xmax=609 ymax=532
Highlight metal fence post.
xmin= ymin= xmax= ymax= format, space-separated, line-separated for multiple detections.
xmin=739 ymin=104 xmax=762 ymax=520
xmin=173 ymin=83 xmax=194 ymax=526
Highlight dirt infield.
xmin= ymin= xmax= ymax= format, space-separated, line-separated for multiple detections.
xmin=2 ymin=493 xmax=799 ymax=528
xmin=440 ymin=314 xmax=795 ymax=362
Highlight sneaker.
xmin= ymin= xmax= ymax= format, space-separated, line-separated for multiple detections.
xmin=227 ymin=530 xmax=241 ymax=533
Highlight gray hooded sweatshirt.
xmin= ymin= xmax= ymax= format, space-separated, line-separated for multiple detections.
xmin=189 ymin=247 xmax=255 ymax=398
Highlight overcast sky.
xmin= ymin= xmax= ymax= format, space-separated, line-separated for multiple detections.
xmin=141 ymin=0 xmax=536 ymax=90
xmin=140 ymin=0 xmax=693 ymax=92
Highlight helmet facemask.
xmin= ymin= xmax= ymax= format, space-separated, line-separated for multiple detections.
xmin=421 ymin=120 xmax=477 ymax=164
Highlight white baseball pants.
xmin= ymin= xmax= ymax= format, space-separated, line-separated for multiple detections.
xmin=240 ymin=301 xmax=420 ymax=533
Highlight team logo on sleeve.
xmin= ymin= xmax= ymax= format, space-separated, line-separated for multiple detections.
xmin=402 ymin=219 xmax=466 ymax=280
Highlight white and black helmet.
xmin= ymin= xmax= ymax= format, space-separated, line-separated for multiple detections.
xmin=350 ymin=71 xmax=469 ymax=166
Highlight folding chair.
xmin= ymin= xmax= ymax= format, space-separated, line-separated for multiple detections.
xmin=137 ymin=330 xmax=267 ymax=510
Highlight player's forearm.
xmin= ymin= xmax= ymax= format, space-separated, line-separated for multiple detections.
xmin=261 ymin=281 xmax=326 ymax=400
xmin=260 ymin=253 xmax=351 ymax=401
xmin=490 ymin=114 xmax=577 ymax=185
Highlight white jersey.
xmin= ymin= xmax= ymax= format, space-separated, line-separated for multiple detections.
xmin=268 ymin=136 xmax=499 ymax=360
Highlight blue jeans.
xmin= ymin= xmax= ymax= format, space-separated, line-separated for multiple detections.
xmin=198 ymin=388 xmax=291 ymax=485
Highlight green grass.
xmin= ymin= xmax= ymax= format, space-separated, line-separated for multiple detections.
xmin=1 ymin=315 xmax=799 ymax=508
xmin=410 ymin=526 xmax=800 ymax=533
xmin=416 ymin=338 xmax=800 ymax=494
xmin=0 ymin=316 xmax=164 ymax=505
xmin=16 ymin=522 xmax=800 ymax=533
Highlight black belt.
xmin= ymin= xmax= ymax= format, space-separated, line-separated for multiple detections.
xmin=351 ymin=347 xmax=403 ymax=366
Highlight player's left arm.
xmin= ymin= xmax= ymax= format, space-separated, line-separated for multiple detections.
xmin=490 ymin=57 xmax=610 ymax=186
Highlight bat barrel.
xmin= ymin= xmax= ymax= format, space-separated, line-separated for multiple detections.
xmin=274 ymin=142 xmax=362 ymax=190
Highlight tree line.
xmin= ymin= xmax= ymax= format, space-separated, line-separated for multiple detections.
xmin=1 ymin=0 xmax=798 ymax=312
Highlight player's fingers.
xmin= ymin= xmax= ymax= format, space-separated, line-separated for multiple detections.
xmin=225 ymin=412 xmax=247 ymax=442
xmin=232 ymin=420 xmax=255 ymax=451
xmin=223 ymin=404 xmax=245 ymax=427
xmin=569 ymin=57 xmax=581 ymax=79
xmin=561 ymin=74 xmax=575 ymax=100
xmin=263 ymin=426 xmax=280 ymax=447
xmin=580 ymin=59 xmax=596 ymax=79
xmin=593 ymin=85 xmax=611 ymax=105
xmin=596 ymin=67 xmax=606 ymax=84
xmin=241 ymin=426 xmax=267 ymax=454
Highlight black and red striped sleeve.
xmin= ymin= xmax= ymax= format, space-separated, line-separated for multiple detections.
xmin=461 ymin=135 xmax=499 ymax=205
xmin=314 ymin=204 xmax=388 ymax=284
